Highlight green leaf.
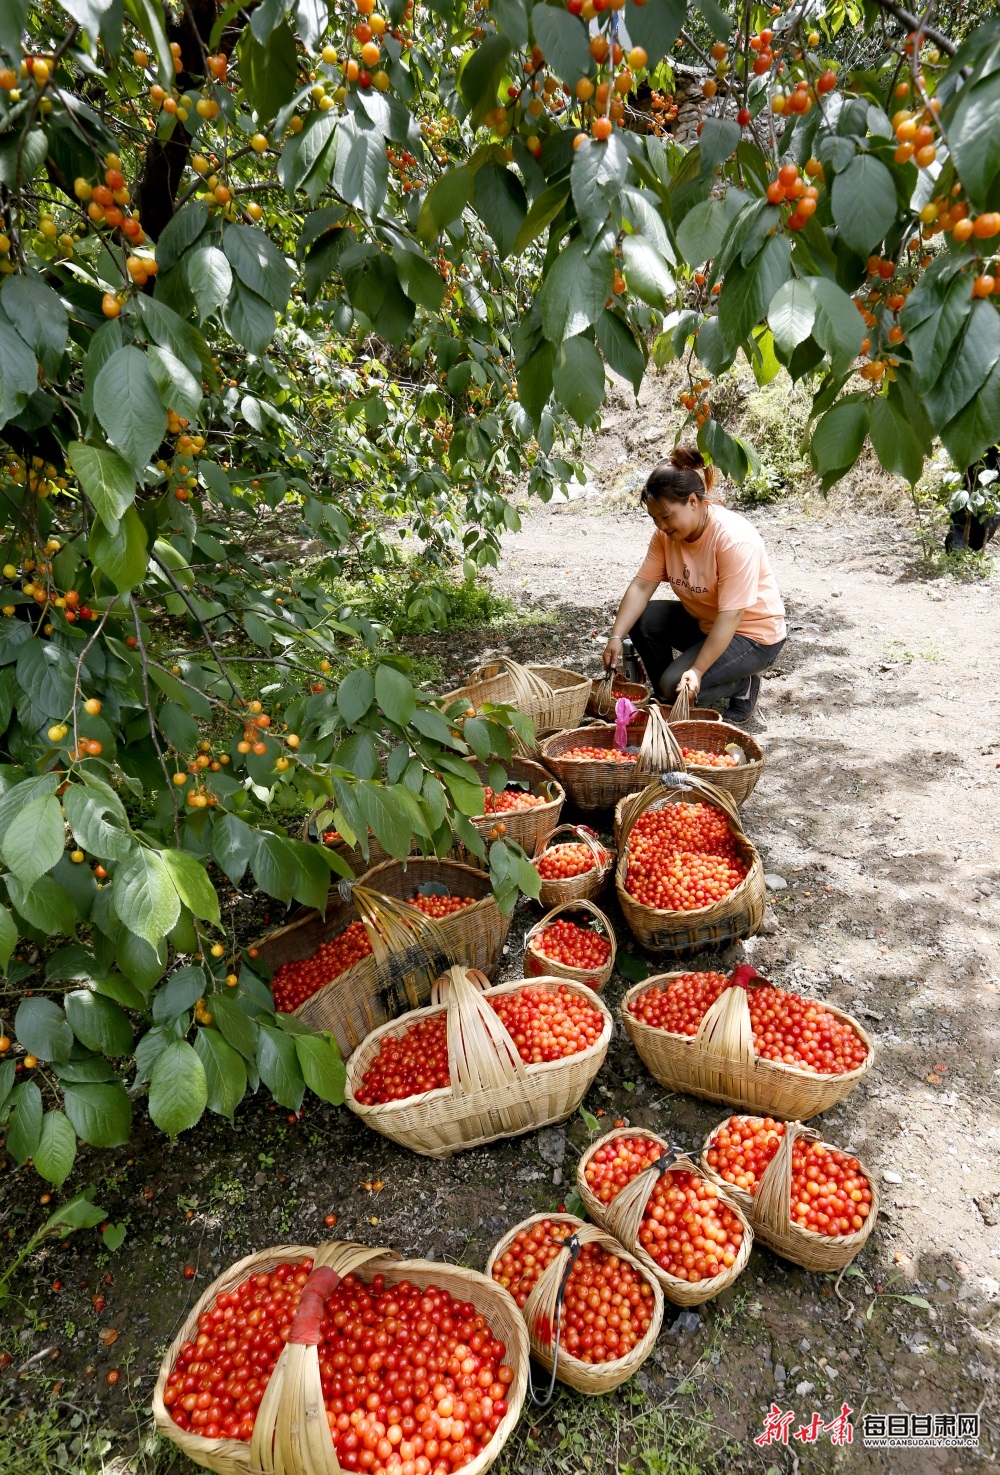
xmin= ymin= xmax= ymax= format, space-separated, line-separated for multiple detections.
xmin=133 ymin=1027 xmax=171 ymax=1086
xmin=147 ymin=345 xmax=202 ymax=422
xmin=768 ymin=278 xmax=816 ymax=355
xmin=0 ymin=309 xmax=40 ymax=430
xmin=1 ymin=793 xmax=64 ymax=886
xmin=65 ymin=989 xmax=133 ymax=1057
xmin=394 ymin=248 xmax=446 ymax=311
xmin=63 ymin=785 xmax=133 ymax=863
xmin=530 ymin=3 xmax=591 ymax=84
xmin=257 ymin=1025 xmax=306 ymax=1110
xmin=332 ymin=111 xmax=388 ymax=217
xmin=0 ymin=0 xmax=29 ymax=59
xmin=625 ymin=0 xmax=685 ymax=65
xmin=6 ymin=874 xmax=78 ymax=937
xmin=160 ymin=849 xmax=221 ymax=926
xmin=33 ymin=1110 xmax=77 ymax=1188
xmin=211 ymin=995 xmax=261 ymax=1060
xmin=148 ymin=1039 xmax=207 ymax=1135
xmin=152 ymin=965 xmax=207 ymax=1023
xmin=212 ymin=812 xmax=257 ymax=885
xmin=252 ymin=833 xmax=300 ymax=903
xmin=418 ymin=167 xmax=472 ymax=242
xmin=123 ymin=0 xmax=173 ymax=87
xmin=808 ymin=276 xmax=866 ymax=371
xmin=7 ymin=1081 xmax=43 ymax=1164
xmin=224 ymin=282 xmax=277 ymax=356
xmin=675 ymin=198 xmax=735 ymax=268
xmin=186 ymin=244 xmax=233 ymax=322
xmin=698 ymin=418 xmax=750 ymax=484
xmin=0 ymin=272 xmax=67 ymax=375
xmin=102 ymin=1222 xmax=127 ymax=1252
xmin=237 ymin=19 xmax=298 ymax=121
xmin=115 ymin=929 xmax=165 ymax=992
xmin=62 ymin=1081 xmax=132 ymax=1147
xmin=719 ymin=233 xmax=790 ymax=347
xmin=698 ymin=118 xmax=740 ymax=174
xmin=223 ymin=224 xmax=293 ymax=312
xmin=354 ymin=782 xmax=411 ymax=858
xmin=948 ymin=70 xmax=1000 ymax=210
xmin=694 ymin=315 xmax=738 ymax=376
xmin=67 ymin=442 xmax=135 ymax=537
xmin=924 ymin=299 xmax=1000 ymax=432
xmin=47 ymin=1188 xmax=107 ymax=1235
xmin=830 ymin=154 xmax=897 ymax=256
xmin=292 ymin=841 xmax=333 ymax=913
xmin=113 ymin=850 xmax=181 ymax=947
xmin=621 ymin=235 xmax=675 ymax=310
xmin=89 ymin=507 xmax=149 ymax=594
xmin=870 ymin=393 xmax=924 ymax=485
xmin=540 ymin=233 xmax=615 ymax=343
xmin=93 ymin=347 xmax=166 ymax=473
xmin=155 ymin=202 xmax=209 ymax=274
xmin=903 ymin=270 xmax=972 ymax=392
xmin=194 ymin=1028 xmax=247 ymax=1120
xmin=616 ymin=952 xmax=651 ymax=983
xmin=14 ymin=646 xmax=75 ymax=722
xmin=0 ymin=907 xmax=15 ymax=971
xmin=694 ymin=0 xmax=732 ymax=41
xmin=517 ymin=341 xmax=556 ymax=426
xmin=810 ymin=399 xmax=871 ymax=487
xmin=295 ymin=1032 xmax=346 ymax=1104
xmin=596 ymin=309 xmax=647 ymax=393
xmin=553 ymin=335 xmax=605 ymax=425
xmin=460 ymin=34 xmax=512 ymax=128
xmin=14 ymin=997 xmax=73 ymax=1062
xmin=941 ymin=356 xmax=1000 ymax=470
xmin=511 ymin=182 xmax=570 ymax=253
xmin=0 ymin=126 xmax=46 ymax=191
xmin=375 ymin=664 xmax=416 ymax=725
xmin=473 ymin=163 xmax=527 ymax=260
xmin=748 ymin=327 xmax=781 ymax=387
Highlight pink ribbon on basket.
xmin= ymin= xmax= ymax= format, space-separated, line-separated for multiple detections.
xmin=614 ymin=696 xmax=638 ymax=751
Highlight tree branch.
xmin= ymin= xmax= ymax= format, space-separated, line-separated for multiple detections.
xmin=865 ymin=0 xmax=955 ymax=56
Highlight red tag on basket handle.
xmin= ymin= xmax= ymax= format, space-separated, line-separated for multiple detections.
xmin=288 ymin=1265 xmax=341 ymax=1346
xmin=729 ymin=963 xmax=759 ymax=991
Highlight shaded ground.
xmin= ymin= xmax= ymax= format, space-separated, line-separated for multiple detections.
xmin=2 ymin=485 xmax=999 ymax=1475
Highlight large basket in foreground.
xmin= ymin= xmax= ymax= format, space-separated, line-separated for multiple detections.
xmin=621 ymin=968 xmax=874 ymax=1117
xmin=576 ymin=1127 xmax=753 ymax=1307
xmin=700 ymin=1116 xmax=880 ymax=1271
xmin=614 ymin=776 xmax=766 ymax=956
xmin=441 ymin=657 xmax=590 ymax=739
xmin=485 ymin=1213 xmax=664 ymax=1393
xmin=255 ymin=858 xmax=510 ymax=1058
xmin=524 ymin=899 xmax=617 ymax=992
xmin=153 ymin=1239 xmax=528 ymax=1475
xmin=345 ymin=966 xmax=612 ymax=1158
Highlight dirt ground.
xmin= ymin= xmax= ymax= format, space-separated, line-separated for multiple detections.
xmin=2 ymin=390 xmax=999 ymax=1472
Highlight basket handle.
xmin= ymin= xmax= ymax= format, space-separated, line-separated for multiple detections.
xmin=752 ymin=1121 xmax=817 ymax=1241
xmin=521 ymin=1223 xmax=606 ymax=1404
xmin=524 ymin=899 xmax=618 ymax=975
xmin=592 ymin=672 xmax=617 ymax=719
xmin=436 ymin=964 xmax=528 ymax=1095
xmin=533 ymin=823 xmax=611 ymax=870
xmin=472 ymin=657 xmax=555 ymax=707
xmin=637 ymin=703 xmax=685 ymax=774
xmin=286 ymin=1242 xmax=400 ymax=1345
xmin=690 ymin=978 xmax=754 ymax=1067
xmin=668 ymin=689 xmax=691 ymax=723
xmin=600 ymin=1144 xmax=704 ymax=1250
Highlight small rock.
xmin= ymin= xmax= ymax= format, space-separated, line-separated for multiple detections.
xmin=254 ymin=1172 xmax=267 ymax=1186
xmin=668 ymin=1311 xmax=701 ymax=1335
xmin=774 ymin=1363 xmax=786 ymax=1383
xmin=944 ymin=1343 xmax=959 ymax=1356
xmin=536 ymin=1126 xmax=567 ymax=1169
xmin=831 ymin=588 xmax=842 ymax=597
xmin=798 ymin=1338 xmax=811 ymax=1353
xmin=764 ymin=874 xmax=788 ymax=890
xmin=796 ymin=1382 xmax=815 ymax=1397
xmin=758 ymin=909 xmax=780 ymax=935
xmin=552 ymin=1167 xmax=563 ymax=1187
xmin=883 ymin=1171 xmax=903 ymax=1185
xmin=936 ymin=1278 xmax=951 ymax=1293
xmin=748 ymin=1301 xmax=764 ymax=1319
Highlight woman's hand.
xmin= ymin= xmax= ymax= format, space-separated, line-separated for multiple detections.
xmin=677 ymin=667 xmax=702 ymax=699
xmin=602 ymin=636 xmax=623 ymax=671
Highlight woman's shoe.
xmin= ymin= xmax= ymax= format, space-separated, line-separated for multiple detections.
xmin=725 ymin=674 xmax=760 ymax=727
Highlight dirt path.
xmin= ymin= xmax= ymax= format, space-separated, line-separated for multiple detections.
xmin=489 ymin=488 xmax=1000 ymax=1468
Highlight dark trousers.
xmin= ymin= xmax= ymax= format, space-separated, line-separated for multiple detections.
xmin=629 ymin=600 xmax=785 ymax=706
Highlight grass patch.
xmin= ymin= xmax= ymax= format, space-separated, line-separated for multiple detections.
xmin=330 ymin=567 xmax=517 ymax=637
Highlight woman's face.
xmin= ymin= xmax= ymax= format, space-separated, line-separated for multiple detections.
xmin=646 ymin=492 xmax=704 ymax=541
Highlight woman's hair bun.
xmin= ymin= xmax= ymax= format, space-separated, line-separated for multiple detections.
xmin=669 ymin=446 xmax=706 ymax=472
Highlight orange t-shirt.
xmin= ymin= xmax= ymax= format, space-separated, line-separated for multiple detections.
xmin=637 ymin=504 xmax=786 ymax=644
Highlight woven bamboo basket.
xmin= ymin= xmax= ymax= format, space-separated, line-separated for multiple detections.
xmin=153 ymin=1238 xmax=529 ymax=1475
xmin=587 ymin=673 xmax=649 ymax=719
xmin=699 ymin=1116 xmax=879 ymax=1271
xmin=614 ymin=775 xmax=766 ymax=955
xmin=441 ymin=657 xmax=590 ymax=739
xmin=620 ymin=966 xmax=874 ymax=1117
xmin=533 ymin=823 xmax=616 ymax=906
xmin=666 ymin=691 xmax=764 ymax=807
xmin=460 ymin=756 xmax=565 ymax=867
xmin=539 ymin=704 xmax=680 ymax=812
xmin=254 ymin=859 xmax=510 ymax=1058
xmin=485 ymin=1213 xmax=664 ymax=1394
xmin=344 ymin=965 xmax=612 ymax=1158
xmin=576 ymin=1127 xmax=753 ymax=1307
xmin=523 ymin=899 xmax=617 ymax=992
